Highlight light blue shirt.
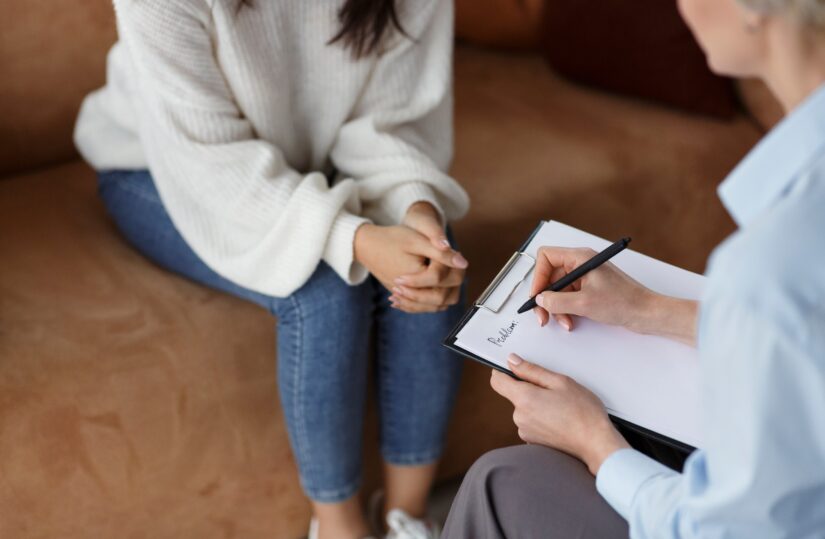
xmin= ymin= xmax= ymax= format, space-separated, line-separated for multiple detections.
xmin=596 ymin=84 xmax=825 ymax=538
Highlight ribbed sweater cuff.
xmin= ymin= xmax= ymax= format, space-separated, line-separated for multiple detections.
xmin=323 ymin=211 xmax=371 ymax=285
xmin=381 ymin=181 xmax=445 ymax=226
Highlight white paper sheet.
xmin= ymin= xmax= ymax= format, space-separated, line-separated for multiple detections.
xmin=455 ymin=221 xmax=704 ymax=447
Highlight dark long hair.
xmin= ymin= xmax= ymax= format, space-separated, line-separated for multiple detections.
xmin=237 ymin=0 xmax=405 ymax=58
xmin=328 ymin=0 xmax=406 ymax=58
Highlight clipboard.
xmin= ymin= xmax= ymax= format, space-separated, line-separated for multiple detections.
xmin=443 ymin=221 xmax=696 ymax=453
xmin=443 ymin=222 xmax=543 ymax=377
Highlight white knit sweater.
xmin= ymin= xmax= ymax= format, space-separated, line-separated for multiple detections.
xmin=75 ymin=0 xmax=469 ymax=297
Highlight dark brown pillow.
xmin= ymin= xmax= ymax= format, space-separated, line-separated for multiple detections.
xmin=540 ymin=0 xmax=738 ymax=118
xmin=455 ymin=0 xmax=544 ymax=50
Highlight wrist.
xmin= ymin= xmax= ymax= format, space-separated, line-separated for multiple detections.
xmin=630 ymin=293 xmax=698 ymax=345
xmin=628 ymin=291 xmax=670 ymax=336
xmin=353 ymin=223 xmax=377 ymax=266
xmin=405 ymin=201 xmax=441 ymax=224
xmin=582 ymin=421 xmax=630 ymax=476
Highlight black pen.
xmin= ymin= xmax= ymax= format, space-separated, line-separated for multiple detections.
xmin=517 ymin=237 xmax=632 ymax=314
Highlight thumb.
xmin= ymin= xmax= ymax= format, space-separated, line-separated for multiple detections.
xmin=415 ymin=214 xmax=451 ymax=251
xmin=410 ymin=231 xmax=469 ymax=270
xmin=506 ymin=353 xmax=566 ymax=389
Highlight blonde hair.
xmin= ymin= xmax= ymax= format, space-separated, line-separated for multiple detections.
xmin=739 ymin=0 xmax=825 ymax=26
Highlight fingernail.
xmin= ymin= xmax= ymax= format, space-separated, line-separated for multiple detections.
xmin=535 ymin=310 xmax=544 ymax=327
xmin=395 ymin=276 xmax=408 ymax=285
xmin=535 ymin=294 xmax=545 ymax=308
xmin=507 ymin=353 xmax=523 ymax=366
xmin=440 ymin=238 xmax=451 ymax=249
xmin=452 ymin=253 xmax=469 ymax=269
xmin=392 ymin=287 xmax=402 ymax=296
xmin=561 ymin=319 xmax=571 ymax=332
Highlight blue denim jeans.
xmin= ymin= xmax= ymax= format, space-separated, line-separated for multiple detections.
xmin=97 ymin=170 xmax=464 ymax=502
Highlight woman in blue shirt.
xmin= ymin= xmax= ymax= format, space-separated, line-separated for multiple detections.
xmin=443 ymin=0 xmax=825 ymax=537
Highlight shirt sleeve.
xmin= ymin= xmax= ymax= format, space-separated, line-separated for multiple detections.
xmin=112 ymin=0 xmax=369 ymax=296
xmin=596 ymin=292 xmax=825 ymax=538
xmin=596 ymin=448 xmax=681 ymax=522
xmin=329 ymin=0 xmax=470 ymax=227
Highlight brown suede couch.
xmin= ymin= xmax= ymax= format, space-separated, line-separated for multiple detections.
xmin=0 ymin=2 xmax=763 ymax=538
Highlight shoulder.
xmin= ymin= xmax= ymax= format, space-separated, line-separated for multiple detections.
xmin=112 ymin=0 xmax=237 ymax=110
xmin=114 ymin=0 xmax=212 ymax=29
xmin=705 ymin=166 xmax=825 ymax=340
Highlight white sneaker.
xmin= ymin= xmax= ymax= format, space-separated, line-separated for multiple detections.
xmin=368 ymin=491 xmax=440 ymax=539
xmin=307 ymin=517 xmax=377 ymax=539
xmin=385 ymin=509 xmax=440 ymax=539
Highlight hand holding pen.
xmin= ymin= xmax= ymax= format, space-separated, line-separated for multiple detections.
xmin=525 ymin=240 xmax=701 ymax=345
xmin=522 ymin=239 xmax=648 ymax=331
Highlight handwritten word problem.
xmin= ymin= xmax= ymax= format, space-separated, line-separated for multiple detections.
xmin=487 ymin=321 xmax=519 ymax=348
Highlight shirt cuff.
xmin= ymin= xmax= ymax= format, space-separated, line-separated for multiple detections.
xmin=322 ymin=211 xmax=371 ymax=285
xmin=379 ymin=181 xmax=445 ymax=226
xmin=596 ymin=448 xmax=678 ymax=521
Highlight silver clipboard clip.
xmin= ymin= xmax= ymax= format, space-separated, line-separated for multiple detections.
xmin=474 ymin=251 xmax=536 ymax=314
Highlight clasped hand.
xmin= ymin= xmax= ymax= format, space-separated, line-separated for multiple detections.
xmin=354 ymin=202 xmax=468 ymax=313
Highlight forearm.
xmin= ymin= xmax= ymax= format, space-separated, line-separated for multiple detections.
xmin=630 ymin=293 xmax=699 ymax=346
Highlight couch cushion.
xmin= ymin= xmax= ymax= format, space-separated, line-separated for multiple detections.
xmin=455 ymin=0 xmax=544 ymax=50
xmin=0 ymin=0 xmax=115 ymax=177
xmin=0 ymin=162 xmax=311 ymax=538
xmin=448 ymin=46 xmax=759 ymax=287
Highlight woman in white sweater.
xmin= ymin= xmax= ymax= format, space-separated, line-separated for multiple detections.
xmin=75 ymin=1 xmax=470 ymax=538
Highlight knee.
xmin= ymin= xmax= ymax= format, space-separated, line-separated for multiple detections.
xmin=463 ymin=445 xmax=533 ymax=489
xmin=97 ymin=170 xmax=159 ymax=207
xmin=470 ymin=446 xmax=528 ymax=474
xmin=471 ymin=444 xmax=553 ymax=472
xmin=465 ymin=445 xmax=587 ymax=492
xmin=455 ymin=446 xmax=625 ymax=539
xmin=287 ymin=262 xmax=371 ymax=313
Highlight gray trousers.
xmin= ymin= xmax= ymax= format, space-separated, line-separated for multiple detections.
xmin=442 ymin=445 xmax=629 ymax=539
